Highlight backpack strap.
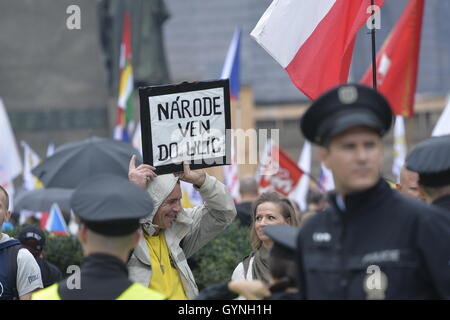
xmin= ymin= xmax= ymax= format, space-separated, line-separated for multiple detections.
xmin=0 ymin=239 xmax=21 ymax=300
xmin=8 ymin=243 xmax=22 ymax=300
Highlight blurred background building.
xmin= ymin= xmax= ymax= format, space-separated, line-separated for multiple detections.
xmin=1 ymin=0 xmax=449 ymax=186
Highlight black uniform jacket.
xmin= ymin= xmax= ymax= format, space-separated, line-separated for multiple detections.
xmin=57 ymin=253 xmax=133 ymax=299
xmin=433 ymin=195 xmax=450 ymax=213
xmin=296 ymin=179 xmax=450 ymax=300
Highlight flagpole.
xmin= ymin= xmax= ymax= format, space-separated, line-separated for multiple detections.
xmin=370 ymin=0 xmax=377 ymax=90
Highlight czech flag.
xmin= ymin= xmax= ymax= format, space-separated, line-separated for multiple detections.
xmin=221 ymin=28 xmax=242 ymax=201
xmin=220 ymin=27 xmax=241 ymax=100
xmin=45 ymin=203 xmax=69 ymax=235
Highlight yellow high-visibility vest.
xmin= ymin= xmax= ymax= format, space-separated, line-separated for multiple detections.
xmin=32 ymin=282 xmax=166 ymax=300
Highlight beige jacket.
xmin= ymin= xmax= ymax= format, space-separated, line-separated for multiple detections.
xmin=127 ymin=173 xmax=236 ymax=299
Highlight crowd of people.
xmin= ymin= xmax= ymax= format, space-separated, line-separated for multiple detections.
xmin=1 ymin=83 xmax=450 ymax=300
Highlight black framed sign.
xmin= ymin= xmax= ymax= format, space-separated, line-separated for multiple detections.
xmin=139 ymin=79 xmax=231 ymax=175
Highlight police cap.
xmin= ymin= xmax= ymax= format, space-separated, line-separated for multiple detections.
xmin=406 ymin=135 xmax=450 ymax=187
xmin=263 ymin=225 xmax=298 ymax=259
xmin=70 ymin=174 xmax=154 ymax=236
xmin=300 ymin=84 xmax=393 ymax=145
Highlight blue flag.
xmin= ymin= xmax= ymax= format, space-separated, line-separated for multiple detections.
xmin=220 ymin=27 xmax=241 ymax=100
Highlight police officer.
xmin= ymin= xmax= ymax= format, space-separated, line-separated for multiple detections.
xmin=406 ymin=135 xmax=450 ymax=211
xmin=32 ymin=174 xmax=166 ymax=300
xmin=296 ymin=84 xmax=450 ymax=299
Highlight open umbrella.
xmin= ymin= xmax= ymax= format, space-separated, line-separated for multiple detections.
xmin=32 ymin=137 xmax=142 ymax=188
xmin=14 ymin=188 xmax=74 ymax=212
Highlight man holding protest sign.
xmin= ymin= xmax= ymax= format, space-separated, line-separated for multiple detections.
xmin=127 ymin=79 xmax=236 ymax=300
xmin=127 ymin=157 xmax=236 ymax=299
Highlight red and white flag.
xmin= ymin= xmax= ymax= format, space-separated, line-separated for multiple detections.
xmin=289 ymin=141 xmax=311 ymax=211
xmin=223 ymin=141 xmax=240 ymax=202
xmin=361 ymin=0 xmax=424 ymax=117
xmin=251 ymin=0 xmax=384 ymax=100
xmin=259 ymin=144 xmax=303 ymax=197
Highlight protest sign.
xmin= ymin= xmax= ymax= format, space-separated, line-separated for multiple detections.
xmin=139 ymin=80 xmax=231 ymax=174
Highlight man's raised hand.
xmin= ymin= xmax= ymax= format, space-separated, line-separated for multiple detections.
xmin=128 ymin=155 xmax=157 ymax=189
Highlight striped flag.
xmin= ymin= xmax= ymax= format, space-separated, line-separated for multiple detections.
xmin=45 ymin=203 xmax=69 ymax=235
xmin=113 ymin=12 xmax=135 ymax=142
xmin=251 ymin=0 xmax=384 ymax=100
xmin=221 ymin=28 xmax=242 ymax=202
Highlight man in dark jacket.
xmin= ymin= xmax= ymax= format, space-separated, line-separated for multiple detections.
xmin=18 ymin=225 xmax=62 ymax=288
xmin=235 ymin=175 xmax=259 ymax=227
xmin=406 ymin=135 xmax=450 ymax=213
xmin=296 ymin=84 xmax=450 ymax=300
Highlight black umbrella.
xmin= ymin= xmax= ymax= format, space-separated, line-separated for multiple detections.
xmin=32 ymin=137 xmax=142 ymax=188
xmin=14 ymin=188 xmax=74 ymax=212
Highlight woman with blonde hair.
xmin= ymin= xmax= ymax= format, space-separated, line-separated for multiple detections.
xmin=231 ymin=192 xmax=299 ymax=285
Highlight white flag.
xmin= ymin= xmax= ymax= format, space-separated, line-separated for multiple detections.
xmin=21 ymin=141 xmax=43 ymax=191
xmin=432 ymin=94 xmax=450 ymax=137
xmin=392 ymin=116 xmax=407 ymax=181
xmin=68 ymin=210 xmax=79 ymax=235
xmin=289 ymin=141 xmax=311 ymax=212
xmin=223 ymin=140 xmax=240 ymax=202
xmin=46 ymin=143 xmax=56 ymax=158
xmin=180 ymin=181 xmax=203 ymax=209
xmin=0 ymin=98 xmax=22 ymax=185
xmin=319 ymin=163 xmax=335 ymax=192
xmin=132 ymin=122 xmax=143 ymax=156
